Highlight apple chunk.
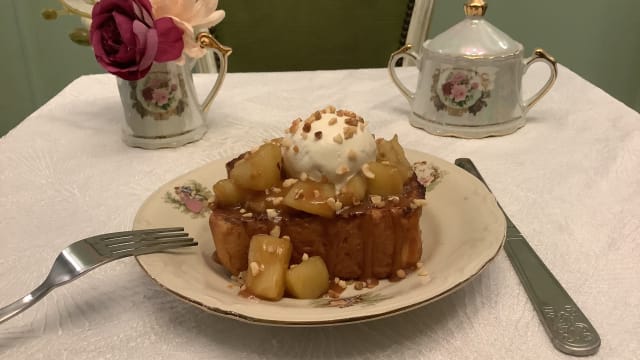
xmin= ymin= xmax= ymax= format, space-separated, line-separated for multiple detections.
xmin=282 ymin=181 xmax=336 ymax=217
xmin=230 ymin=142 xmax=282 ymax=191
xmin=365 ymin=162 xmax=404 ymax=196
xmin=245 ymin=234 xmax=292 ymax=301
xmin=285 ymin=256 xmax=330 ymax=299
xmin=212 ymin=179 xmax=246 ymax=207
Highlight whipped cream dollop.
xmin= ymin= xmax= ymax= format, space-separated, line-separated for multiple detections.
xmin=282 ymin=106 xmax=377 ymax=191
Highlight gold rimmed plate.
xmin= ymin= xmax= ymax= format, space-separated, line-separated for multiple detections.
xmin=133 ymin=150 xmax=506 ymax=326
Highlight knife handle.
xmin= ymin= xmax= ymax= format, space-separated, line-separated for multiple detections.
xmin=455 ymin=158 xmax=601 ymax=356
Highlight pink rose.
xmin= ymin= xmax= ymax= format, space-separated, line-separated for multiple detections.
xmin=451 ymin=84 xmax=468 ymax=102
xmin=450 ymin=72 xmax=466 ymax=84
xmin=152 ymin=88 xmax=170 ymax=106
xmin=90 ymin=0 xmax=184 ymax=81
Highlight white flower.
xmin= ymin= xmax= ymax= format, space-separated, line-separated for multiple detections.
xmin=151 ymin=0 xmax=225 ymax=62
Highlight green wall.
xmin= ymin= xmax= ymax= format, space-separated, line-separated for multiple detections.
xmin=0 ymin=0 xmax=102 ymax=137
xmin=1 ymin=0 xmax=639 ymax=137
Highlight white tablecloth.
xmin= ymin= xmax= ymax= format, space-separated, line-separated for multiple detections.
xmin=1 ymin=66 xmax=638 ymax=359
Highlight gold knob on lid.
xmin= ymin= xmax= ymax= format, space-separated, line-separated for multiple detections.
xmin=464 ymin=0 xmax=488 ymax=16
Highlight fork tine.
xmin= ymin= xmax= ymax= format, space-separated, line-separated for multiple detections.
xmin=112 ymin=241 xmax=198 ymax=256
xmin=102 ymin=232 xmax=190 ymax=246
xmin=109 ymin=237 xmax=196 ymax=252
xmin=97 ymin=227 xmax=185 ymax=241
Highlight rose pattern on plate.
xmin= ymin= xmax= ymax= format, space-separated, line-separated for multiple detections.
xmin=129 ymin=66 xmax=187 ymax=120
xmin=431 ymin=67 xmax=492 ymax=116
xmin=164 ymin=180 xmax=212 ymax=217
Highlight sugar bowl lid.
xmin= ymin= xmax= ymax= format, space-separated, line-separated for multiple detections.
xmin=425 ymin=0 xmax=523 ymax=58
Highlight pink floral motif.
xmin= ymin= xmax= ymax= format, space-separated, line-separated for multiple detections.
xmin=451 ymin=84 xmax=468 ymax=102
xmin=449 ymin=72 xmax=466 ymax=84
xmin=139 ymin=73 xmax=179 ymax=110
xmin=164 ymin=180 xmax=212 ymax=218
xmin=152 ymin=88 xmax=170 ymax=106
xmin=431 ymin=68 xmax=492 ymax=116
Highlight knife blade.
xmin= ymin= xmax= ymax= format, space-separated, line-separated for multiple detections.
xmin=455 ymin=158 xmax=600 ymax=356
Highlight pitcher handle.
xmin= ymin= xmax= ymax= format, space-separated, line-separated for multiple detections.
xmin=522 ymin=48 xmax=557 ymax=111
xmin=196 ymin=32 xmax=233 ymax=114
xmin=387 ymin=44 xmax=419 ymax=102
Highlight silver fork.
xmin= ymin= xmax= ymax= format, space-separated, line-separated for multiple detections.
xmin=0 ymin=227 xmax=196 ymax=324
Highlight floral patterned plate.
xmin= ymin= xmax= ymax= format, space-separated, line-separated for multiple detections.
xmin=133 ymin=150 xmax=506 ymax=326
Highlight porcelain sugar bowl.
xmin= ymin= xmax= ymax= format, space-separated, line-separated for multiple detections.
xmin=388 ymin=0 xmax=557 ymax=138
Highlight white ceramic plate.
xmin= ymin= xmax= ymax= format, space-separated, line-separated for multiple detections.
xmin=133 ymin=150 xmax=506 ymax=326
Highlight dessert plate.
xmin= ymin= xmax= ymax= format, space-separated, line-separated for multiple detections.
xmin=134 ymin=150 xmax=506 ymax=326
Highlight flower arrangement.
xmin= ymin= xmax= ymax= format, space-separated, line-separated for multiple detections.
xmin=90 ymin=0 xmax=225 ymax=81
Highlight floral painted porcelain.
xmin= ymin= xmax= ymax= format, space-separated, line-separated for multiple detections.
xmin=133 ymin=149 xmax=506 ymax=325
xmin=388 ymin=0 xmax=558 ymax=138
xmin=118 ymin=34 xmax=230 ymax=149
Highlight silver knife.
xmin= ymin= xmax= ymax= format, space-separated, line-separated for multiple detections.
xmin=455 ymin=158 xmax=600 ymax=356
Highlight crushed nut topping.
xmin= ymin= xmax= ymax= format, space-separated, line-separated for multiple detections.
xmin=336 ymin=165 xmax=349 ymax=175
xmin=271 ymin=187 xmax=282 ymax=193
xmin=361 ymin=163 xmax=375 ymax=179
xmin=282 ymin=178 xmax=298 ymax=187
xmin=293 ymin=145 xmax=300 ymax=153
xmin=302 ymin=253 xmax=309 ymax=261
xmin=354 ymin=281 xmax=364 ymax=290
xmin=314 ymin=131 xmax=322 ymax=140
xmin=270 ymin=196 xmax=283 ymax=206
xmin=267 ymin=210 xmax=279 ymax=223
xmin=344 ymin=117 xmax=359 ymax=126
xmin=343 ymin=126 xmax=357 ymax=139
xmin=336 ymin=109 xmax=344 ymax=117
xmin=242 ymin=212 xmax=254 ymax=218
xmin=338 ymin=280 xmax=347 ymax=289
xmin=313 ymin=189 xmax=321 ymax=199
xmin=328 ymin=117 xmax=338 ymax=126
xmin=347 ymin=149 xmax=357 ymax=161
xmin=396 ymin=269 xmax=407 ymax=279
xmin=370 ymin=195 xmax=385 ymax=208
xmin=410 ymin=199 xmax=428 ymax=209
xmin=418 ymin=269 xmax=429 ymax=277
xmin=294 ymin=189 xmax=304 ymax=200
xmin=322 ymin=105 xmax=336 ymax=113
xmin=332 ymin=133 xmax=343 ymax=144
xmin=302 ymin=122 xmax=312 ymax=133
xmin=239 ymin=208 xmax=247 ymax=214
xmin=299 ymin=172 xmax=308 ymax=181
xmin=388 ymin=195 xmax=400 ymax=204
xmin=289 ymin=118 xmax=301 ymax=133
xmin=326 ymin=197 xmax=336 ymax=209
xmin=416 ymin=262 xmax=424 ymax=269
